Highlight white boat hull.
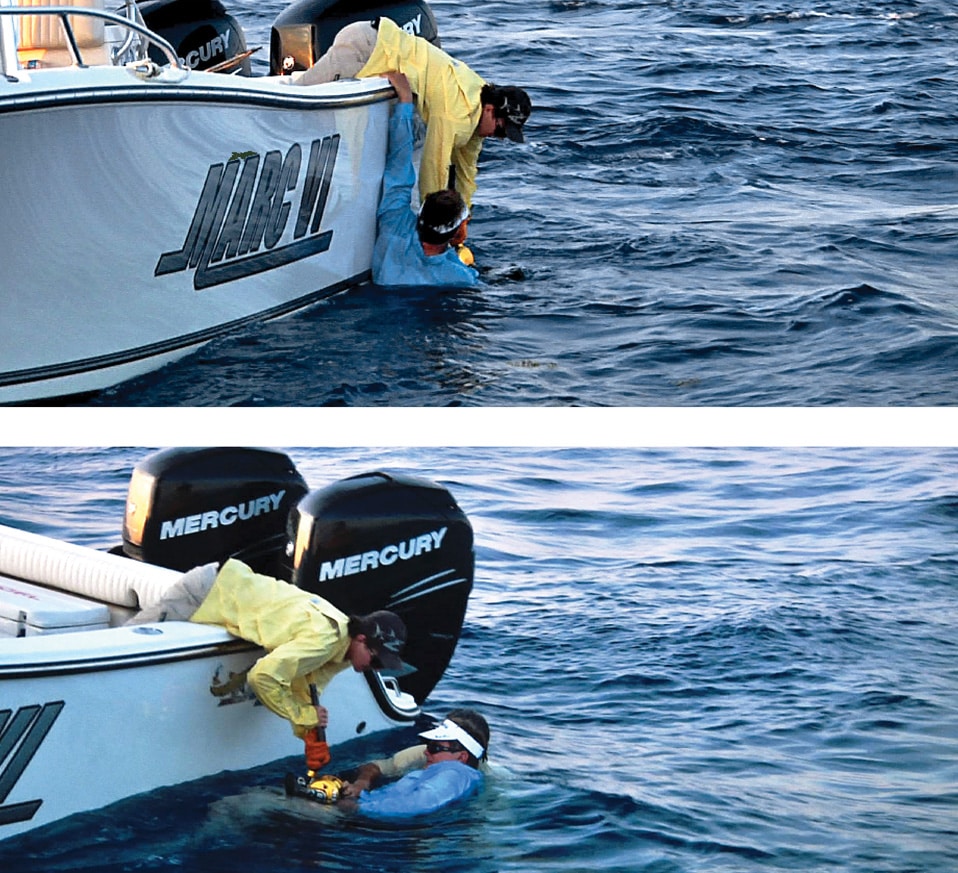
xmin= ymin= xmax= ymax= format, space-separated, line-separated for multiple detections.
xmin=0 ymin=68 xmax=392 ymax=402
xmin=0 ymin=520 xmax=420 ymax=842
xmin=0 ymin=623 xmax=418 ymax=841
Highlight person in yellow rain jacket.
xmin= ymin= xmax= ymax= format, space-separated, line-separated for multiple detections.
xmin=127 ymin=559 xmax=407 ymax=769
xmin=286 ymin=16 xmax=531 ymax=209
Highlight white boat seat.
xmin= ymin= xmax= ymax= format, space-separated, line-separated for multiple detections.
xmin=0 ymin=523 xmax=182 ymax=610
xmin=0 ymin=574 xmax=112 ymax=636
xmin=16 ymin=0 xmax=110 ymax=68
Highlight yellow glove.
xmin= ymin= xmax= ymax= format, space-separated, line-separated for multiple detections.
xmin=304 ymin=728 xmax=330 ymax=771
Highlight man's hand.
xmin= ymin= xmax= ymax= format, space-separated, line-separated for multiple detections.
xmin=382 ymin=70 xmax=413 ymax=103
xmin=314 ymin=704 xmax=329 ymax=728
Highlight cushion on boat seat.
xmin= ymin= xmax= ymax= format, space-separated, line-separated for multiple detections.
xmin=0 ymin=523 xmax=182 ymax=610
xmin=16 ymin=0 xmax=110 ymax=67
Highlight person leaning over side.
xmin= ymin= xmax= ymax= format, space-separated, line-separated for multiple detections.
xmin=127 ymin=559 xmax=408 ymax=771
xmin=373 ymin=71 xmax=478 ymax=288
xmin=337 ymin=709 xmax=490 ymax=819
xmin=286 ymin=16 xmax=531 ymax=209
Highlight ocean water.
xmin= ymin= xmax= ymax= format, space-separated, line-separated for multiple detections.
xmin=69 ymin=0 xmax=958 ymax=406
xmin=1 ymin=445 xmax=956 ymax=871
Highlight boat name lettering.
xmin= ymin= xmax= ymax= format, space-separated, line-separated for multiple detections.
xmin=160 ymin=490 xmax=287 ymax=540
xmin=319 ymin=527 xmax=448 ymax=581
xmin=155 ymin=135 xmax=340 ymax=290
xmin=0 ymin=702 xmax=64 ymax=827
xmin=181 ymin=30 xmax=232 ymax=69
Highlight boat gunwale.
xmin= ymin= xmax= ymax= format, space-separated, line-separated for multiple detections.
xmin=0 ymin=67 xmax=396 ymax=115
xmin=1 ymin=627 xmax=419 ymax=723
xmin=0 ymin=82 xmax=395 ymax=114
xmin=0 ymin=634 xmax=258 ymax=679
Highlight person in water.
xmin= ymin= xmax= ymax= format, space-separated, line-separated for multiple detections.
xmin=338 ymin=709 xmax=490 ymax=819
xmin=128 ymin=559 xmax=408 ymax=771
xmin=286 ymin=17 xmax=531 ymax=209
xmin=373 ymin=71 xmax=478 ymax=288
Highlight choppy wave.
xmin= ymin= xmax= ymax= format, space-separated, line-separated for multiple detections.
xmin=2 ymin=447 xmax=958 ymax=870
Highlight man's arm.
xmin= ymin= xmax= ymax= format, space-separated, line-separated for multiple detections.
xmin=451 ymin=136 xmax=483 ymax=211
xmin=341 ymin=744 xmax=427 ymax=796
xmin=378 ymin=71 xmax=417 ymax=222
xmin=418 ymin=118 xmax=461 ymax=206
xmin=356 ymin=763 xmax=481 ymax=819
xmin=246 ymin=636 xmax=342 ymax=737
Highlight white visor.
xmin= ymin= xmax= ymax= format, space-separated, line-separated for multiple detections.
xmin=417 ymin=201 xmax=470 ymax=236
xmin=419 ymin=718 xmax=485 ymax=759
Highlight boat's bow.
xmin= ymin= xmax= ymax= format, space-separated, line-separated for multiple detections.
xmin=1 ymin=2 xmax=394 ymax=402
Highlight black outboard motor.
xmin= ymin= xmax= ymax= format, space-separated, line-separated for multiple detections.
xmin=118 ymin=449 xmax=472 ymax=703
xmin=139 ymin=0 xmax=251 ymax=74
xmin=121 ymin=447 xmax=308 ymax=577
xmin=287 ymin=471 xmax=473 ymax=703
xmin=269 ymin=0 xmax=439 ymax=76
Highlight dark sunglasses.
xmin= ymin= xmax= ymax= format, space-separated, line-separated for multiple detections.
xmin=425 ymin=741 xmax=462 ymax=755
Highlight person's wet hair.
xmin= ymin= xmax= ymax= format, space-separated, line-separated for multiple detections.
xmin=417 ymin=190 xmax=469 ymax=245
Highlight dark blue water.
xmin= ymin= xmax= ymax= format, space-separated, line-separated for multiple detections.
xmin=1 ymin=446 xmax=957 ymax=871
xmin=70 ymin=0 xmax=958 ymax=406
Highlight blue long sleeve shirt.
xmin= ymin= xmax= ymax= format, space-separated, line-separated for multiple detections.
xmin=357 ymin=760 xmax=483 ymax=820
xmin=371 ymin=103 xmax=479 ymax=289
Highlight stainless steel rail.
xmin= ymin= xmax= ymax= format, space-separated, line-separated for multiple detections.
xmin=0 ymin=5 xmax=182 ymax=69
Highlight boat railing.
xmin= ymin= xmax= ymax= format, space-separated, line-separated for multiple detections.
xmin=0 ymin=4 xmax=182 ymax=74
xmin=108 ymin=0 xmax=148 ymax=66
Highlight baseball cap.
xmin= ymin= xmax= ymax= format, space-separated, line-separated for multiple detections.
xmin=358 ymin=610 xmax=407 ymax=671
xmin=492 ymin=85 xmax=532 ymax=143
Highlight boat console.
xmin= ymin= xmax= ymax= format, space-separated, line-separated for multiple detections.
xmin=15 ymin=0 xmax=111 ymax=68
xmin=5 ymin=0 xmax=438 ymax=75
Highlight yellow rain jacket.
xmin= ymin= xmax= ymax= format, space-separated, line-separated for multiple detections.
xmin=190 ymin=559 xmax=351 ymax=738
xmin=357 ymin=17 xmax=486 ymax=208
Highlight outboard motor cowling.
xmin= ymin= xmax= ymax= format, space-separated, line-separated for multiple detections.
xmin=139 ymin=0 xmax=251 ymax=74
xmin=288 ymin=471 xmax=473 ymax=703
xmin=122 ymin=447 xmax=308 ymax=576
xmin=270 ymin=0 xmax=439 ymax=76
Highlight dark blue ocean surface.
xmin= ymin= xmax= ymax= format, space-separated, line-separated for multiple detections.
xmin=1 ymin=446 xmax=956 ymax=871
xmin=72 ymin=0 xmax=958 ymax=406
